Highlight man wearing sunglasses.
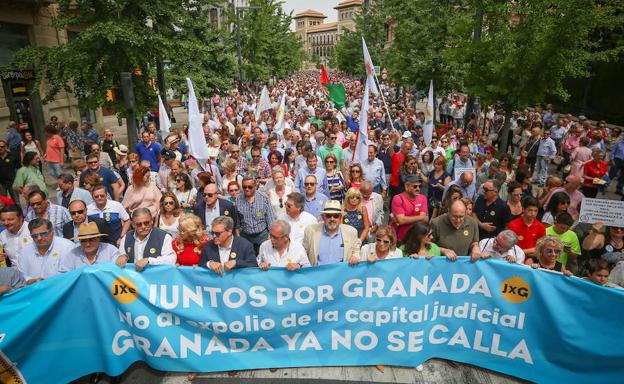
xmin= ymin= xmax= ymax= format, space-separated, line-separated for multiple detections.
xmin=303 ymin=200 xmax=361 ymax=266
xmin=200 ymin=216 xmax=257 ymax=275
xmin=193 ymin=183 xmax=240 ymax=233
xmin=62 ymin=200 xmax=112 ymax=244
xmin=25 ymin=190 xmax=71 ymax=237
xmin=16 ymin=218 xmax=76 ymax=285
xmin=115 ymin=208 xmax=176 ymax=272
xmin=59 ymin=222 xmax=120 ymax=272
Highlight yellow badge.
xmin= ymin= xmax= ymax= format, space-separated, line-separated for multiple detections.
xmin=224 ymin=210 xmax=230 ymax=216
xmin=256 ymin=211 xmax=263 ymax=217
xmin=149 ymin=248 xmax=156 ymax=254
xmin=105 ymin=213 xmax=111 ymax=222
xmin=490 ymin=211 xmax=495 ymax=216
xmin=357 ymin=215 xmax=362 ymax=220
xmin=230 ymin=252 xmax=237 ymax=259
xmin=463 ymin=230 xmax=469 ymax=236
xmin=53 ymin=252 xmax=59 ymax=258
xmin=127 ymin=246 xmax=132 ymax=253
xmin=287 ymin=258 xmax=292 ymax=263
xmin=22 ymin=237 xmax=29 ymax=244
xmin=344 ymin=218 xmax=349 ymax=223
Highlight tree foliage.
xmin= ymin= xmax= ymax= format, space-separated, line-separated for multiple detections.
xmin=5 ymin=0 xmax=236 ymax=116
xmin=235 ymin=0 xmax=303 ymax=82
xmin=333 ymin=3 xmax=387 ymax=76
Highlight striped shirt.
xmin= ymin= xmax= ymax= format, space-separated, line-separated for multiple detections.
xmin=235 ymin=192 xmax=275 ymax=235
xmin=325 ymin=171 xmax=346 ymax=201
xmin=25 ymin=203 xmax=72 ymax=237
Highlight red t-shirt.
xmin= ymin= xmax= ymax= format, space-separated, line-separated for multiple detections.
xmin=507 ymin=217 xmax=546 ymax=251
xmin=582 ymin=160 xmax=607 ymax=188
xmin=390 ymin=152 xmax=406 ymax=187
xmin=391 ymin=192 xmax=428 ymax=242
xmin=173 ymin=238 xmax=208 ymax=266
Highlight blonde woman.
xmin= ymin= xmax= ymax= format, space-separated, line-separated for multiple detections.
xmin=265 ymin=168 xmax=292 ymax=217
xmin=157 ymin=192 xmax=181 ymax=237
xmin=343 ymin=187 xmax=370 ymax=242
xmin=531 ymin=236 xmax=573 ymax=276
xmin=173 ymin=213 xmax=208 ymax=267
xmin=359 ymin=225 xmax=403 ymax=262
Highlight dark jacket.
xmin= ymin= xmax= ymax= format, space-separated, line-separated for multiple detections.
xmin=200 ymin=236 xmax=257 ymax=269
xmin=193 ymin=198 xmax=240 ymax=229
xmin=63 ymin=216 xmax=114 ymax=244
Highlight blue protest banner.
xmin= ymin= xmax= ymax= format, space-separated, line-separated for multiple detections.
xmin=0 ymin=258 xmax=623 ymax=384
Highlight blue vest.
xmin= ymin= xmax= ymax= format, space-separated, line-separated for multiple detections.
xmin=123 ymin=228 xmax=168 ymax=262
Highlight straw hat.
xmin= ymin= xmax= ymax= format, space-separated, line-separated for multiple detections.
xmin=113 ymin=144 xmax=128 ymax=156
xmin=320 ymin=200 xmax=343 ymax=215
xmin=74 ymin=222 xmax=107 ymax=241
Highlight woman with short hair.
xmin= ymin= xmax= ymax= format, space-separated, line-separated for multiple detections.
xmin=531 ymin=236 xmax=572 ymax=276
xmin=358 ymin=225 xmax=403 ymax=262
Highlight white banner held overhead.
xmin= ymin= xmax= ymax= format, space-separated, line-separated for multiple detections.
xmin=158 ymin=94 xmax=171 ymax=137
xmin=186 ymin=77 xmax=210 ymax=160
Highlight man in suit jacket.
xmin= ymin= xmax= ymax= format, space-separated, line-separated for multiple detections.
xmin=193 ymin=183 xmax=240 ymax=234
xmin=200 ymin=216 xmax=257 ymax=275
xmin=303 ymin=200 xmax=361 ymax=266
xmin=361 ymin=181 xmax=385 ymax=243
xmin=62 ymin=200 xmax=113 ymax=244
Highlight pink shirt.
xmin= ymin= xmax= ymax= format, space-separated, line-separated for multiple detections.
xmin=391 ymin=192 xmax=428 ymax=242
xmin=543 ymin=187 xmax=584 ymax=216
xmin=46 ymin=134 xmax=65 ymax=163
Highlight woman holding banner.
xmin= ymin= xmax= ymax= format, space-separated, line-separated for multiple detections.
xmin=359 ymin=225 xmax=402 ymax=262
xmin=531 ymin=236 xmax=573 ymax=276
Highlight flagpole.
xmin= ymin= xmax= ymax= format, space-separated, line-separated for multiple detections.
xmin=372 ymin=72 xmax=393 ymax=131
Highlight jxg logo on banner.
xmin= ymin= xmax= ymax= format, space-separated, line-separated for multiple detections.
xmin=111 ymin=277 xmax=139 ymax=304
xmin=500 ymin=276 xmax=530 ymax=303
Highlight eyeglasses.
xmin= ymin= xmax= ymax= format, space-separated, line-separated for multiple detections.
xmin=210 ymin=230 xmax=224 ymax=237
xmin=163 ymin=201 xmax=175 ymax=206
xmin=329 ymin=136 xmax=337 ymax=140
xmin=349 ymin=196 xmax=361 ymax=200
xmin=483 ymin=187 xmax=495 ymax=193
xmin=87 ymin=160 xmax=98 ymax=165
xmin=93 ymin=194 xmax=106 ymax=199
xmin=128 ymin=160 xmax=138 ymax=164
xmin=304 ymin=182 xmax=316 ymax=187
xmin=324 ymin=213 xmax=341 ymax=219
xmin=326 ymin=160 xmax=335 ymax=164
xmin=175 ymin=179 xmax=184 ymax=182
xmin=269 ymin=233 xmax=286 ymax=239
xmin=351 ymin=169 xmax=361 ymax=173
xmin=544 ymin=248 xmax=562 ymax=255
xmin=242 ymin=185 xmax=255 ymax=190
xmin=70 ymin=209 xmax=85 ymax=216
xmin=376 ymin=238 xmax=391 ymax=244
xmin=134 ymin=220 xmax=152 ymax=227
xmin=31 ymin=231 xmax=50 ymax=239
xmin=450 ymin=214 xmax=465 ymax=220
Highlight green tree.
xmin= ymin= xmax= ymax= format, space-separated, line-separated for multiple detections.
xmin=454 ymin=0 xmax=624 ymax=148
xmin=334 ymin=3 xmax=387 ymax=76
xmin=384 ymin=0 xmax=471 ymax=93
xmin=235 ymin=0 xmax=303 ymax=82
xmin=4 ymin=0 xmax=235 ymax=117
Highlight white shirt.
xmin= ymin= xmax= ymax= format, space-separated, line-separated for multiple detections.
xmin=59 ymin=242 xmax=121 ymax=272
xmin=257 ymin=239 xmax=310 ymax=268
xmin=117 ymin=230 xmax=176 ymax=265
xmin=280 ymin=211 xmax=317 ymax=245
xmin=0 ymin=221 xmax=32 ymax=266
xmin=478 ymin=238 xmax=526 ymax=264
xmin=204 ymin=200 xmax=220 ymax=232
xmin=359 ymin=243 xmax=404 ymax=261
xmin=87 ymin=200 xmax=130 ymax=222
xmin=218 ymin=240 xmax=233 ymax=265
xmin=17 ymin=236 xmax=77 ymax=280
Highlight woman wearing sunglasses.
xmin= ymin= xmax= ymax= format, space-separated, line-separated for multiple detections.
xmin=358 ymin=225 xmax=402 ymax=262
xmin=156 ymin=192 xmax=181 ymax=237
xmin=530 ymin=236 xmax=573 ymax=276
xmin=172 ymin=172 xmax=196 ymax=213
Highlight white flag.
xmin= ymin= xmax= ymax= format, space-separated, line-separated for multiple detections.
xmin=255 ymin=86 xmax=272 ymax=122
xmin=158 ymin=94 xmax=171 ymax=137
xmin=274 ymin=92 xmax=286 ymax=135
xmin=361 ymin=36 xmax=379 ymax=96
xmin=424 ymin=80 xmax=434 ymax=146
xmin=186 ymin=77 xmax=211 ymax=160
xmin=353 ymin=83 xmax=371 ymax=165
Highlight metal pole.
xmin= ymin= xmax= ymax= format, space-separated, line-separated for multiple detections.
xmin=120 ymin=72 xmax=139 ymax=146
xmin=373 ymin=72 xmax=393 ymax=130
xmin=236 ymin=9 xmax=243 ymax=84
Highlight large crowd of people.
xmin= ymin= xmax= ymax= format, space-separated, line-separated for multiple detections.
xmin=0 ymin=70 xmax=623 ymax=380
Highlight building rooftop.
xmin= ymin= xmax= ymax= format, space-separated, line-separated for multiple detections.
xmin=293 ymin=9 xmax=327 ymax=19
xmin=306 ymin=22 xmax=338 ymax=33
xmin=334 ymin=0 xmax=364 ymax=10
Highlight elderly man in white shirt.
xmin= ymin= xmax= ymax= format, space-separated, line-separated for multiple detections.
xmin=16 ymin=218 xmax=77 ymax=284
xmin=258 ymin=220 xmax=310 ymax=271
xmin=115 ymin=208 xmax=176 ymax=272
xmin=0 ymin=205 xmax=32 ymax=267
xmin=59 ymin=222 xmax=121 ymax=273
xmin=279 ymin=192 xmax=317 ymax=245
xmin=478 ymin=230 xmax=526 ymax=264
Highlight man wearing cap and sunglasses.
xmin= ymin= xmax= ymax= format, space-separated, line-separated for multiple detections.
xmin=303 ymin=200 xmax=361 ymax=266
xmin=58 ymin=222 xmax=121 ymax=272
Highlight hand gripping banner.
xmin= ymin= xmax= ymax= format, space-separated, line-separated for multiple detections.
xmin=1 ymin=258 xmax=623 ymax=383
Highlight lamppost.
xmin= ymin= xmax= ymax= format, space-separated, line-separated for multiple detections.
xmin=234 ymin=4 xmax=260 ymax=84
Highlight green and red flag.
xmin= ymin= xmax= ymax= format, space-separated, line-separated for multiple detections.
xmin=320 ymin=65 xmax=346 ymax=109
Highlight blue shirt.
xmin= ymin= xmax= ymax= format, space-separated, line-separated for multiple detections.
xmin=362 ymin=158 xmax=387 ymax=190
xmin=612 ymin=140 xmax=624 ymax=160
xmin=318 ymin=226 xmax=344 ymax=265
xmin=537 ymin=137 xmax=557 ymax=158
xmin=17 ymin=237 xmax=77 ymax=280
xmin=294 ymin=166 xmax=329 ymax=196
xmin=58 ymin=242 xmax=121 ymax=273
xmin=135 ymin=141 xmax=163 ymax=171
xmin=304 ymin=192 xmax=330 ymax=220
xmin=80 ymin=167 xmax=119 ymax=198
xmin=444 ymin=179 xmax=477 ymax=201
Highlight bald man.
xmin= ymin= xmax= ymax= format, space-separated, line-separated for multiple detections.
xmin=431 ymin=200 xmax=481 ymax=261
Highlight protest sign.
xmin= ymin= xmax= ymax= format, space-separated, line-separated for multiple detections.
xmin=0 ymin=259 xmax=623 ymax=384
xmin=579 ymin=198 xmax=624 ymax=227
